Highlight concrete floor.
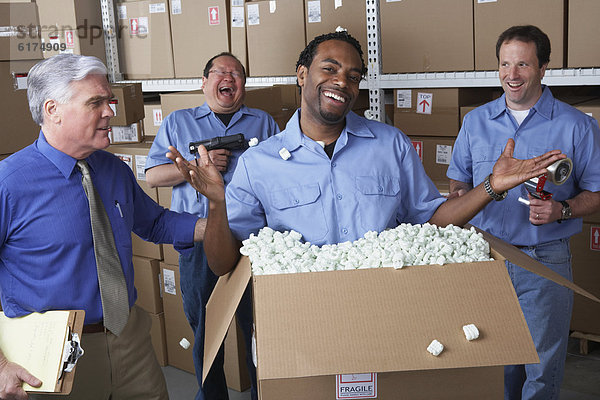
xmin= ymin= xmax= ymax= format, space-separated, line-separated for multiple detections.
xmin=163 ymin=337 xmax=600 ymax=399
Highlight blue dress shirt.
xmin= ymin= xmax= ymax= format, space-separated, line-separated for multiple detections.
xmin=226 ymin=110 xmax=446 ymax=245
xmin=146 ymin=103 xmax=279 ymax=217
xmin=447 ymin=86 xmax=600 ymax=246
xmin=0 ymin=132 xmax=198 ymax=323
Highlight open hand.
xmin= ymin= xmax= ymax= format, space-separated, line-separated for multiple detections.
xmin=0 ymin=358 xmax=41 ymax=400
xmin=166 ymin=145 xmax=226 ymax=203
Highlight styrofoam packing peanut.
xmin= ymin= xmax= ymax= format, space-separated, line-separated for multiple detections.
xmin=463 ymin=324 xmax=480 ymax=341
xmin=248 ymin=137 xmax=259 ymax=147
xmin=279 ymin=147 xmax=291 ymax=160
xmin=179 ymin=338 xmax=191 ymax=350
xmin=427 ymin=339 xmax=444 ymax=356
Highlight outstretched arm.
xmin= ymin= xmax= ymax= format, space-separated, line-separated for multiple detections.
xmin=430 ymin=138 xmax=565 ymax=227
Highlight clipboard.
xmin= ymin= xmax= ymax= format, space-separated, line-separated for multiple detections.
xmin=0 ymin=310 xmax=85 ymax=395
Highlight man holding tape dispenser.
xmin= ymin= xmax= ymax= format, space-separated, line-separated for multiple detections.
xmin=447 ymin=25 xmax=600 ymax=400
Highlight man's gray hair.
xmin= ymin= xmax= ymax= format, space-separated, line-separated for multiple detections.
xmin=27 ymin=54 xmax=108 ymax=126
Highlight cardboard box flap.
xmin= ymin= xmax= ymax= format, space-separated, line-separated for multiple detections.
xmin=473 ymin=226 xmax=600 ymax=304
xmin=203 ymin=256 xmax=251 ymax=384
xmin=253 ymin=259 xmax=538 ymax=381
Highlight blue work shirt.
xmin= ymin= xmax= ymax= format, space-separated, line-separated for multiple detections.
xmin=146 ymin=103 xmax=279 ymax=217
xmin=447 ymin=86 xmax=600 ymax=246
xmin=0 ymin=132 xmax=198 ymax=323
xmin=226 ymin=110 xmax=446 ymax=245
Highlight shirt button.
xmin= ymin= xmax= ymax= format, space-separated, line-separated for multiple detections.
xmin=342 ymin=228 xmax=348 ymax=235
xmin=378 ymin=186 xmax=384 ymax=192
xmin=337 ymin=194 xmax=343 ymax=200
xmin=332 ymin=162 xmax=337 ymax=167
xmin=294 ymin=199 xmax=299 ymax=204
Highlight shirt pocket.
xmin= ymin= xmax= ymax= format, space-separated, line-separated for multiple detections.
xmin=269 ymin=183 xmax=328 ymax=242
xmin=472 ymin=145 xmax=504 ymax=185
xmin=109 ymin=199 xmax=133 ymax=251
xmin=355 ymin=175 xmax=401 ymax=232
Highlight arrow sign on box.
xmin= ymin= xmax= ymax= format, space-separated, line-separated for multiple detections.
xmin=591 ymin=226 xmax=600 ymax=251
xmin=416 ymin=92 xmax=432 ymax=115
xmin=209 ymin=6 xmax=220 ymax=25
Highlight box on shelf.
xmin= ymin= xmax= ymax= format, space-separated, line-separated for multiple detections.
xmin=204 ymin=231 xmax=600 ymax=399
xmin=574 ymin=99 xmax=600 ymax=132
xmin=148 ymin=311 xmax=168 ymax=366
xmin=143 ymin=101 xmax=163 ymax=138
xmin=408 ymin=136 xmax=455 ymax=182
xmin=168 ymin=0 xmax=229 ymax=78
xmin=303 ymin=0 xmax=367 ymax=58
xmin=394 ymin=88 xmax=495 ymax=137
xmin=474 ymin=0 xmax=565 ymax=70
xmin=380 ymin=0 xmax=473 ymax=73
xmin=570 ymin=224 xmax=600 ymax=335
xmin=245 ymin=0 xmax=306 ymax=77
xmin=0 ymin=3 xmax=43 ymax=61
xmin=116 ymin=0 xmax=175 ymax=79
xmin=35 ymin=0 xmax=106 ymax=61
xmin=161 ymin=262 xmax=195 ymax=373
xmin=109 ymin=121 xmax=143 ymax=144
xmin=0 ymin=60 xmax=40 ymax=154
xmin=106 ymin=142 xmax=158 ymax=202
xmin=230 ymin=0 xmax=248 ymax=73
xmin=109 ymin=83 xmax=145 ymax=126
xmin=160 ymin=90 xmax=205 ymax=118
xmin=133 ymin=255 xmax=163 ymax=314
xmin=568 ymin=0 xmax=600 ymax=68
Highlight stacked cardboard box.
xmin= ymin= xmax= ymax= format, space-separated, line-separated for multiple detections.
xmin=409 ymin=136 xmax=455 ymax=183
xmin=568 ymin=0 xmax=600 ymax=68
xmin=109 ymin=83 xmax=145 ymax=144
xmin=143 ymin=100 xmax=163 ymax=139
xmin=230 ymin=0 xmax=248 ymax=72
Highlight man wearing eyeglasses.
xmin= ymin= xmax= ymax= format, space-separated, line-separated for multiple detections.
xmin=145 ymin=52 xmax=279 ymax=400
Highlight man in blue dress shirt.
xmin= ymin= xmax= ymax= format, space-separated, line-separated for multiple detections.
xmin=448 ymin=26 xmax=600 ymax=400
xmin=0 ymin=54 xmax=203 ymax=400
xmin=166 ymin=31 xmax=565 ymax=280
xmin=145 ymin=52 xmax=278 ymax=400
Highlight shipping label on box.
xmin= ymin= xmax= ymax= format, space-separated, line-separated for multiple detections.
xmin=336 ymin=373 xmax=377 ymax=399
xmin=110 ymin=122 xmax=142 ymax=144
xmin=436 ymin=144 xmax=452 ymax=165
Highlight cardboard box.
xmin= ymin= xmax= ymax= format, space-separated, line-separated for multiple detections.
xmin=116 ymin=0 xmax=175 ymax=79
xmin=394 ymin=88 xmax=495 ymax=137
xmin=574 ymin=98 xmax=600 ymax=132
xmin=474 ymin=0 xmax=565 ymax=71
xmin=143 ymin=101 xmax=163 ymax=138
xmin=245 ymin=1 xmax=306 ymax=77
xmin=304 ymin=0 xmax=367 ymax=58
xmin=169 ymin=0 xmax=229 ymax=78
xmin=230 ymin=0 xmax=248 ymax=73
xmin=224 ymin=317 xmax=251 ymax=392
xmin=35 ymin=0 xmax=106 ymax=62
xmin=570 ymin=224 xmax=600 ymax=335
xmin=0 ymin=3 xmax=43 ymax=61
xmin=204 ymin=230 xmax=600 ymax=399
xmin=380 ymin=0 xmax=473 ymax=73
xmin=161 ymin=262 xmax=196 ymax=373
xmin=408 ymin=136 xmax=455 ymax=182
xmin=109 ymin=121 xmax=143 ymax=144
xmin=568 ymin=0 xmax=600 ymax=68
xmin=133 ymin=255 xmax=163 ymax=314
xmin=160 ymin=90 xmax=205 ymax=118
xmin=0 ymin=60 xmax=41 ymax=154
xmin=149 ymin=311 xmax=168 ymax=367
xmin=109 ymin=83 xmax=144 ymax=126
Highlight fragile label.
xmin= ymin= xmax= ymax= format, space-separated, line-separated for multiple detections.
xmin=247 ymin=4 xmax=260 ymax=25
xmin=231 ymin=6 xmax=244 ymax=27
xmin=270 ymin=1 xmax=276 ymax=13
xmin=153 ymin=108 xmax=163 ymax=126
xmin=416 ymin=92 xmax=433 ymax=114
xmin=208 ymin=6 xmax=220 ymax=25
xmin=13 ymin=73 xmax=28 ymax=90
xmin=135 ymin=154 xmax=147 ymax=181
xmin=396 ymin=89 xmax=411 ymax=108
xmin=171 ymin=0 xmax=182 ymax=15
xmin=65 ymin=30 xmax=75 ymax=48
xmin=117 ymin=5 xmax=127 ymax=20
xmin=149 ymin=2 xmax=166 ymax=13
xmin=436 ymin=144 xmax=452 ymax=165
xmin=114 ymin=153 xmax=133 ymax=170
xmin=163 ymin=269 xmax=176 ymax=295
xmin=307 ymin=1 xmax=321 ymax=23
xmin=411 ymin=140 xmax=423 ymax=161
xmin=591 ymin=227 xmax=600 ymax=251
xmin=336 ymin=374 xmax=377 ymax=399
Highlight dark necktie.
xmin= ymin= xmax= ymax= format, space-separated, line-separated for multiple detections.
xmin=77 ymin=160 xmax=129 ymax=335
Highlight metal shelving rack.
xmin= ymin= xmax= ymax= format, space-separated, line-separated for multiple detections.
xmin=100 ymin=0 xmax=600 ymax=123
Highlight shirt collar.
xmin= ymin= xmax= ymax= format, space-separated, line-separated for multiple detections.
xmin=281 ymin=109 xmax=375 ymax=151
xmin=36 ymin=130 xmax=99 ymax=179
xmin=192 ymin=103 xmax=254 ymax=119
xmin=490 ymin=85 xmax=554 ymax=120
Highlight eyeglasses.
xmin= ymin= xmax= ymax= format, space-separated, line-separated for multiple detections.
xmin=208 ymin=69 xmax=244 ymax=79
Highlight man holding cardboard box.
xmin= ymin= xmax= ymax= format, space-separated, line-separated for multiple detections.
xmin=166 ymin=31 xmax=564 ymax=277
xmin=448 ymin=25 xmax=600 ymax=399
xmin=146 ymin=52 xmax=278 ymax=400
xmin=0 ymin=54 xmax=205 ymax=400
